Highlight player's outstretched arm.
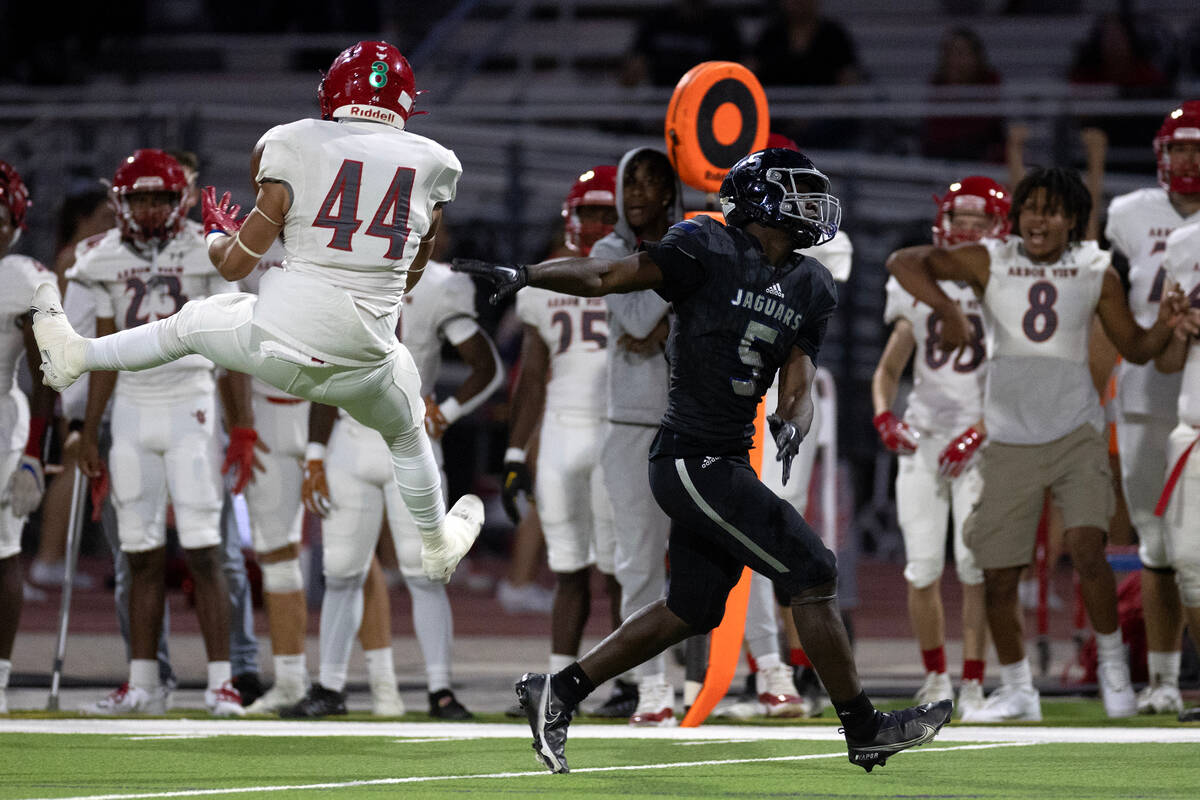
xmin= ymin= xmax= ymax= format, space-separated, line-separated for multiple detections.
xmin=453 ymin=252 xmax=662 ymax=304
xmin=1097 ymin=268 xmax=1194 ymax=364
xmin=886 ymin=244 xmax=989 ymax=351
xmin=769 ymin=347 xmax=818 ymax=485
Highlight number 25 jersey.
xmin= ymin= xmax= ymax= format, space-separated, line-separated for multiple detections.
xmin=516 ymin=287 xmax=608 ymax=418
xmin=980 ymin=237 xmax=1108 ymax=445
xmin=645 ymin=215 xmax=837 ymax=457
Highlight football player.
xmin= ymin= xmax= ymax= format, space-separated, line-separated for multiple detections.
xmin=68 ymin=149 xmax=255 ymax=715
xmin=31 ymin=42 xmax=484 ymax=592
xmin=1105 ymin=101 xmax=1200 ymax=715
xmin=873 ymin=176 xmax=1008 ymax=718
xmin=591 ymin=150 xmax=682 ymax=725
xmin=889 ymin=166 xmax=1197 ymax=722
xmin=0 ymin=162 xmax=56 ymax=714
xmin=458 ymin=147 xmax=952 ymax=774
xmin=286 ymin=248 xmax=501 ymax=719
xmin=503 ymin=166 xmax=621 ymax=695
xmin=1152 ymin=217 xmax=1200 ymax=723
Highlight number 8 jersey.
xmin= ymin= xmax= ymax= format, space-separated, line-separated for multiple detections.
xmin=980 ymin=237 xmax=1109 ymax=444
xmin=883 ymin=276 xmax=985 ymax=435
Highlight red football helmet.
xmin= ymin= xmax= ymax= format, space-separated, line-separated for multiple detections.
xmin=319 ymin=41 xmax=418 ymax=130
xmin=1154 ymin=101 xmax=1200 ymax=195
xmin=932 ymin=175 xmax=1011 ymax=246
xmin=0 ymin=160 xmax=31 ymax=231
xmin=110 ymin=149 xmax=189 ymax=248
xmin=562 ymin=165 xmax=617 ymax=255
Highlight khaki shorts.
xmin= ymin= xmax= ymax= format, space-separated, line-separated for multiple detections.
xmin=964 ymin=424 xmax=1114 ymax=570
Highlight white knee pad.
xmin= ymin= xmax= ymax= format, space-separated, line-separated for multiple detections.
xmin=904 ymin=557 xmax=945 ymax=590
xmin=173 ymin=504 xmax=224 ymax=550
xmin=1175 ymin=558 xmax=1200 ymax=608
xmin=261 ymin=558 xmax=304 ymax=593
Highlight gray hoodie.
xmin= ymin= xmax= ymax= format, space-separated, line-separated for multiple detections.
xmin=591 ymin=146 xmax=686 ymax=425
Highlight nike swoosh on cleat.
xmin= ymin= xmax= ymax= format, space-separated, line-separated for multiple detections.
xmin=536 ymin=676 xmax=564 ymax=772
xmin=854 ymin=723 xmax=938 ymax=752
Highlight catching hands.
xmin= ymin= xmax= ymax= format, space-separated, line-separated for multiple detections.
xmin=873 ymin=411 xmax=920 ymax=455
xmin=766 ymin=413 xmax=802 ymax=486
xmin=500 ymin=458 xmax=532 ymax=523
xmin=221 ymin=427 xmax=265 ymax=495
xmin=302 ymin=458 xmax=332 ymax=518
xmin=452 ymin=258 xmax=528 ymax=305
xmin=938 ymin=426 xmax=985 ymax=479
xmin=3 ymin=455 xmax=44 ymax=517
xmin=201 ymin=186 xmax=244 ymax=237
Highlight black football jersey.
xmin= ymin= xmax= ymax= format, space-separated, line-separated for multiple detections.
xmin=644 ymin=215 xmax=837 ymax=457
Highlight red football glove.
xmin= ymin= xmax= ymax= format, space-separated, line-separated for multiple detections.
xmin=873 ymin=411 xmax=919 ymax=455
xmin=201 ymin=186 xmax=244 ymax=238
xmin=938 ymin=426 xmax=986 ymax=479
xmin=89 ymin=463 xmax=110 ymax=523
xmin=222 ymin=427 xmax=260 ymax=495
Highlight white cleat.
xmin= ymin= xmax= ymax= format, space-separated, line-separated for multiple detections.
xmin=83 ymin=683 xmax=170 ymax=715
xmin=205 ymin=681 xmax=247 ymax=717
xmin=1136 ymin=683 xmax=1184 ymax=715
xmin=956 ymin=679 xmax=986 ymax=719
xmin=245 ymin=679 xmax=308 ymax=714
xmin=915 ymin=670 xmax=955 ymax=705
xmin=371 ymin=680 xmax=406 ymax=717
xmin=1098 ymin=659 xmax=1137 ymax=719
xmin=30 ymin=283 xmax=87 ymax=392
xmin=961 ymin=684 xmax=1042 ymax=722
xmin=421 ymin=494 xmax=484 ymax=583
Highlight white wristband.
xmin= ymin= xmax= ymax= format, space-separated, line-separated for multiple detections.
xmin=504 ymin=447 xmax=526 ymax=464
xmin=205 ymin=230 xmax=227 ymax=248
xmin=439 ymin=397 xmax=463 ymax=426
xmin=305 ymin=442 xmax=327 ymax=462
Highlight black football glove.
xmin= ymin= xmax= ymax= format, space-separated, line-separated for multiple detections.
xmin=766 ymin=413 xmax=802 ymax=486
xmin=500 ymin=459 xmax=533 ymax=523
xmin=452 ymin=258 xmax=528 ymax=305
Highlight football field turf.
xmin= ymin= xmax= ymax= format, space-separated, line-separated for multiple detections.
xmin=3 ymin=714 xmax=1199 ymax=799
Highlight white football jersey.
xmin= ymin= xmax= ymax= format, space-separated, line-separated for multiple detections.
xmin=1105 ymin=188 xmax=1195 ymax=417
xmin=0 ymin=254 xmax=54 ymax=450
xmin=1164 ymin=221 xmax=1200 ymax=427
xmin=981 ymin=237 xmax=1109 ymax=444
xmin=516 ymin=287 xmax=608 ymax=417
xmin=239 ymin=240 xmax=301 ymax=401
xmin=884 ymin=276 xmax=985 ymax=434
xmin=799 ymin=230 xmax=853 ymax=282
xmin=400 ymin=260 xmax=479 ymax=396
xmin=68 ymin=221 xmax=238 ymax=403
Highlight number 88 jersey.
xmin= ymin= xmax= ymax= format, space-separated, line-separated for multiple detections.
xmin=884 ymin=276 xmax=985 ymax=435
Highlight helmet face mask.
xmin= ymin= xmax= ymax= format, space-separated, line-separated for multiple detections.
xmin=562 ymin=165 xmax=617 ymax=255
xmin=319 ymin=41 xmax=417 ymax=130
xmin=719 ymin=148 xmax=841 ymax=250
xmin=110 ymin=149 xmax=189 ymax=251
xmin=932 ymin=175 xmax=1011 ymax=247
xmin=1155 ymin=101 xmax=1200 ymax=195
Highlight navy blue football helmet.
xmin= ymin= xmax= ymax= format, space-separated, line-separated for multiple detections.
xmin=719 ymin=148 xmax=841 ymax=249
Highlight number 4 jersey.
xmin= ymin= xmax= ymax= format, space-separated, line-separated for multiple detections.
xmin=68 ymin=221 xmax=238 ymax=403
xmin=884 ymin=276 xmax=985 ymax=435
xmin=980 ymin=237 xmax=1109 ymax=444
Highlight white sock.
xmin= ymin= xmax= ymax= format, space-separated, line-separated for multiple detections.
xmin=207 ymin=661 xmax=232 ymax=691
xmin=319 ymin=572 xmax=366 ymax=692
xmin=405 ymin=575 xmax=452 ymax=693
xmin=1147 ymin=651 xmax=1180 ymax=687
xmin=999 ymin=658 xmax=1033 ymax=690
xmin=0 ymin=658 xmax=11 ymax=690
xmin=1095 ymin=630 xmax=1125 ymax=665
xmin=756 ymin=652 xmax=782 ymax=671
xmin=550 ymin=654 xmax=575 ymax=673
xmin=130 ymin=659 xmax=159 ymax=691
xmin=364 ymin=648 xmax=397 ymax=686
xmin=273 ymin=653 xmax=307 ymax=686
xmin=85 ymin=325 xmax=172 ymax=372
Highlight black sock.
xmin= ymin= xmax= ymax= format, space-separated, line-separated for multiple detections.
xmin=550 ymin=663 xmax=595 ymax=709
xmin=833 ymin=691 xmax=879 ymax=740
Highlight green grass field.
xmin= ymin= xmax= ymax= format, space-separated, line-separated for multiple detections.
xmin=3 ymin=704 xmax=1200 ymax=800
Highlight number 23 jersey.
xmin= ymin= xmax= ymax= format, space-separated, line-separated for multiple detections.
xmin=68 ymin=221 xmax=237 ymax=402
xmin=980 ymin=236 xmax=1108 ymax=445
xmin=884 ymin=276 xmax=985 ymax=434
xmin=645 ymin=215 xmax=837 ymax=457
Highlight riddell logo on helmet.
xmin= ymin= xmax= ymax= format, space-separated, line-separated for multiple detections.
xmin=349 ymin=106 xmax=397 ymax=123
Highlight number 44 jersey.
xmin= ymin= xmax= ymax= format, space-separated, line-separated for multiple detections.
xmin=980 ymin=237 xmax=1109 ymax=445
xmin=884 ymin=276 xmax=985 ymax=436
xmin=68 ymin=221 xmax=238 ymax=403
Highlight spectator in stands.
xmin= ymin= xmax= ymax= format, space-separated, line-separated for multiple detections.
xmin=919 ymin=27 xmax=1005 ymax=163
xmin=749 ymin=0 xmax=861 ymax=88
xmin=619 ymin=0 xmax=743 ymax=88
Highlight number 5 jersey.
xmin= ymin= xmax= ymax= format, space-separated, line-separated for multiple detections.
xmin=67 ymin=220 xmax=238 ymax=403
xmin=979 ymin=237 xmax=1109 ymax=445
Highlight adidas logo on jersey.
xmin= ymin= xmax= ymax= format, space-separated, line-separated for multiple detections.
xmin=766 ymin=283 xmax=785 ymax=298
xmin=701 ymin=456 xmax=719 ymax=469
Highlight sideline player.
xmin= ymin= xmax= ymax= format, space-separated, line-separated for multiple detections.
xmin=888 ymin=167 xmax=1196 ymax=722
xmin=69 ymin=149 xmax=254 ymax=715
xmin=1105 ymin=101 xmax=1200 ymax=714
xmin=872 ymin=176 xmax=1007 ymax=716
xmin=504 ymin=167 xmax=621 ymax=693
xmin=30 ymin=41 xmax=484 ymax=587
xmin=1153 ymin=218 xmax=1200 ymax=722
xmin=458 ymin=147 xmax=952 ymax=774
xmin=0 ymin=162 xmax=56 ymax=713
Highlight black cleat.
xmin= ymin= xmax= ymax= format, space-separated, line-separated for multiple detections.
xmin=588 ymin=678 xmax=638 ymax=718
xmin=843 ymin=699 xmax=952 ymax=772
xmin=1180 ymin=706 xmax=1200 ymax=723
xmin=428 ymin=689 xmax=474 ymax=720
xmin=232 ymin=672 xmax=267 ymax=707
xmin=515 ymin=672 xmax=573 ymax=774
xmin=279 ymin=684 xmax=348 ymax=719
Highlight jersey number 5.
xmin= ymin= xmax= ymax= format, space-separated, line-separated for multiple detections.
xmin=312 ymin=159 xmax=415 ymax=259
xmin=731 ymin=321 xmax=779 ymax=396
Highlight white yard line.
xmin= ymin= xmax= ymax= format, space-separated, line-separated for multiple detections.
xmin=13 ymin=742 xmax=1034 ymax=800
xmin=3 ymin=718 xmax=1200 ymax=743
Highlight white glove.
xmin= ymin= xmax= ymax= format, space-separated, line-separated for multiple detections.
xmin=7 ymin=455 xmax=45 ymax=517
